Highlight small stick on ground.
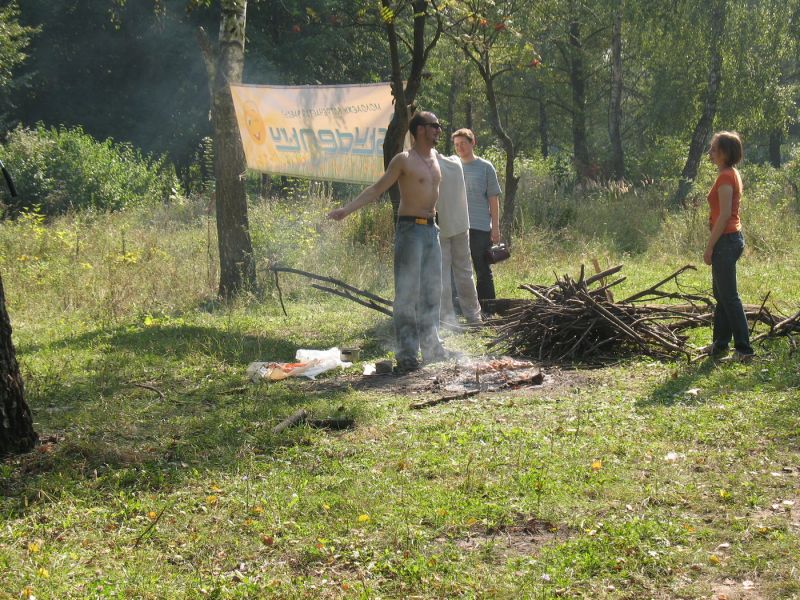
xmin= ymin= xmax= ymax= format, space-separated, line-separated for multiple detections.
xmin=273 ymin=268 xmax=288 ymax=317
xmin=272 ymin=409 xmax=308 ymax=434
xmin=134 ymin=501 xmax=174 ymax=547
xmin=410 ymin=390 xmax=480 ymax=410
xmin=132 ymin=383 xmax=165 ymax=401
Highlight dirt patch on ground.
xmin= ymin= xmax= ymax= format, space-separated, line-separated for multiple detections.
xmin=709 ymin=578 xmax=764 ymax=600
xmin=436 ymin=514 xmax=573 ymax=560
xmin=294 ymin=356 xmax=593 ymax=403
xmin=750 ymin=495 xmax=798 ymax=532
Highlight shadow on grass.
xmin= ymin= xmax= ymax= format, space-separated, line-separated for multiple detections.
xmin=636 ymin=358 xmax=720 ymax=408
xmin=18 ymin=322 xmax=298 ymax=363
xmin=637 ymin=340 xmax=800 ymax=409
xmin=2 ymin=318 xmax=394 ymax=514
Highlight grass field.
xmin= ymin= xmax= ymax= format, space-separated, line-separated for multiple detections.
xmin=1 ymin=177 xmax=799 ymax=599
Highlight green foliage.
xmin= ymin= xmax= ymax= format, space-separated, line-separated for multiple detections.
xmin=6 ymin=0 xmax=216 ymax=169
xmin=0 ymin=1 xmax=35 ymax=90
xmin=0 ymin=125 xmax=181 ymax=216
xmin=783 ymin=144 xmax=800 ymax=205
xmin=625 ymin=136 xmax=701 ymax=184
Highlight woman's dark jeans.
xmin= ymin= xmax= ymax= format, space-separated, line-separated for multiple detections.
xmin=469 ymin=228 xmax=496 ymax=309
xmin=711 ymin=231 xmax=753 ymax=354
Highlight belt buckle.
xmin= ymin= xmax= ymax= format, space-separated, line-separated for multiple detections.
xmin=415 ymin=217 xmax=427 ymax=225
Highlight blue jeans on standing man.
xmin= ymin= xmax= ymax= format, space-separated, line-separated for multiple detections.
xmin=393 ymin=218 xmax=445 ymax=367
xmin=711 ymin=231 xmax=753 ymax=355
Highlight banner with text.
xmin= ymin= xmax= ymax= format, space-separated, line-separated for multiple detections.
xmin=230 ymin=83 xmax=394 ymax=184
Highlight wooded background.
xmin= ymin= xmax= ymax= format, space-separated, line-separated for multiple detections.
xmin=1 ymin=0 xmax=798 ymax=190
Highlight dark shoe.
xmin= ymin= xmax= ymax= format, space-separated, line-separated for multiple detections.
xmin=480 ymin=310 xmax=497 ymax=322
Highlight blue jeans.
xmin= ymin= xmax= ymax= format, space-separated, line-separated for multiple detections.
xmin=711 ymin=231 xmax=753 ymax=354
xmin=469 ymin=229 xmax=496 ymax=308
xmin=394 ymin=220 xmax=444 ymax=365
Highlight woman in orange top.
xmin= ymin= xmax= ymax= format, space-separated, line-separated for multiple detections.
xmin=702 ymin=131 xmax=753 ymax=361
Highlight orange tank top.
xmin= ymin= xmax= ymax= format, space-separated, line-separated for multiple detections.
xmin=707 ymin=168 xmax=742 ymax=233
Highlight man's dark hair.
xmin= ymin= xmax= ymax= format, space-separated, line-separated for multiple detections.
xmin=408 ymin=111 xmax=437 ymax=139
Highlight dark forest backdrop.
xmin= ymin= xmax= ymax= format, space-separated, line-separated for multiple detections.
xmin=1 ymin=0 xmax=797 ymax=191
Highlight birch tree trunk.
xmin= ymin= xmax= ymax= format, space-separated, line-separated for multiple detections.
xmin=0 ymin=274 xmax=37 ymax=456
xmin=672 ymin=0 xmax=726 ymax=207
xmin=199 ymin=0 xmax=255 ymax=298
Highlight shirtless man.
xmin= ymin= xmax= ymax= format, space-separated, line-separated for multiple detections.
xmin=327 ymin=111 xmax=447 ymax=371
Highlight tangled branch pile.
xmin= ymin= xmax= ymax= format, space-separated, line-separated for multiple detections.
xmin=489 ymin=264 xmax=800 ymax=362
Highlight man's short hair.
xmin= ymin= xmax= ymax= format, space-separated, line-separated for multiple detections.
xmin=712 ymin=131 xmax=744 ymax=167
xmin=451 ymin=128 xmax=475 ymax=144
xmin=408 ymin=111 xmax=437 ymax=139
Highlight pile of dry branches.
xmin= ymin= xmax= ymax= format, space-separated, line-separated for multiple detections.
xmin=489 ymin=264 xmax=800 ymax=362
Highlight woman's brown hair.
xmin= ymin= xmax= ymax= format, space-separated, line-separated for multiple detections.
xmin=712 ymin=131 xmax=744 ymax=167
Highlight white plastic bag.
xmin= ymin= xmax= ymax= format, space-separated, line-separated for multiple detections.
xmin=246 ymin=347 xmax=352 ymax=382
xmin=294 ymin=347 xmax=351 ymax=379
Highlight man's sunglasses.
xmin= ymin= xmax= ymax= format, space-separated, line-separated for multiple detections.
xmin=424 ymin=122 xmax=442 ymax=130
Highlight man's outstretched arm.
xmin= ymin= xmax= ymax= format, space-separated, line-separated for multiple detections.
xmin=327 ymin=154 xmax=405 ymax=220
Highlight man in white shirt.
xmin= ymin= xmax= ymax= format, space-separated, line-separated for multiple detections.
xmin=436 ymin=153 xmax=483 ymax=326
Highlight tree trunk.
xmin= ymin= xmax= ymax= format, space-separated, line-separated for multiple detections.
xmin=568 ymin=20 xmax=591 ymax=180
xmin=382 ymin=2 xmax=409 ymax=222
xmin=0 ymin=274 xmax=37 ymax=456
xmin=465 ymin=98 xmax=473 ymax=130
xmin=768 ymin=129 xmax=782 ymax=167
xmin=382 ymin=0 xmax=440 ymax=222
xmin=444 ymin=67 xmax=461 ymax=155
xmin=672 ymin=1 xmax=726 ymax=207
xmin=205 ymin=0 xmax=256 ymax=298
xmin=538 ymin=100 xmax=549 ymax=158
xmin=258 ymin=173 xmax=271 ymax=201
xmin=479 ymin=59 xmax=519 ymax=245
xmin=608 ymin=4 xmax=625 ymax=181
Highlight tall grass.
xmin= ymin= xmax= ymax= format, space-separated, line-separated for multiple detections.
xmin=2 ymin=160 xmax=799 ymax=330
